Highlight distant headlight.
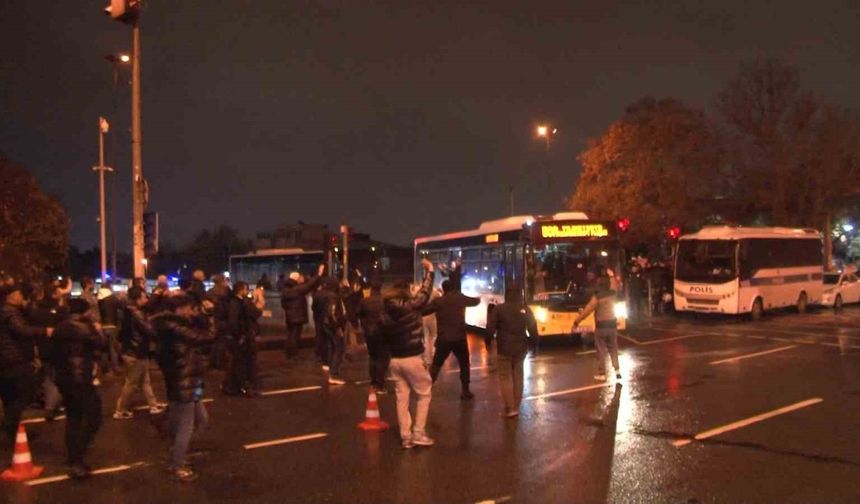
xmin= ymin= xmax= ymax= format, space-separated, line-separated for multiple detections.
xmin=614 ymin=302 xmax=628 ymax=319
xmin=534 ymin=307 xmax=548 ymax=323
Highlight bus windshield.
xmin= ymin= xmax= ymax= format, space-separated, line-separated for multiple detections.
xmin=676 ymin=240 xmax=738 ymax=284
xmin=531 ymin=242 xmax=621 ymax=306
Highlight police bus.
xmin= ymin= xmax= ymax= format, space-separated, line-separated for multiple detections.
xmin=673 ymin=226 xmax=823 ymax=320
xmin=414 ymin=212 xmax=627 ymax=337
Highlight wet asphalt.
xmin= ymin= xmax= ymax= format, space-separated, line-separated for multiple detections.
xmin=2 ymin=306 xmax=860 ymax=504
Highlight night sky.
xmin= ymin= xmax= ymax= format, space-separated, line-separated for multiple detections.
xmin=2 ymin=1 xmax=859 ymax=250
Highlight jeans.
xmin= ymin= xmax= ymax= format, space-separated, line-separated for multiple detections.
xmin=115 ymin=355 xmax=159 ymax=412
xmin=365 ymin=331 xmax=390 ymax=388
xmin=388 ymin=355 xmax=432 ymax=440
xmin=57 ymin=381 xmax=102 ymax=465
xmin=324 ymin=326 xmax=345 ymax=376
xmin=595 ymin=327 xmax=620 ymax=375
xmin=224 ymin=337 xmax=259 ymax=392
xmin=41 ymin=363 xmax=63 ymax=412
xmin=497 ymin=353 xmax=526 ymax=413
xmin=0 ymin=371 xmax=37 ymax=450
xmin=285 ymin=322 xmax=303 ymax=356
xmin=168 ymin=401 xmax=208 ymax=470
xmin=430 ymin=339 xmax=470 ymax=389
xmin=422 ymin=315 xmax=437 ymax=368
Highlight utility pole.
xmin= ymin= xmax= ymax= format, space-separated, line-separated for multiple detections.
xmin=340 ymin=224 xmax=349 ymax=278
xmin=131 ymin=18 xmax=145 ymax=278
xmin=93 ymin=118 xmax=114 ymax=283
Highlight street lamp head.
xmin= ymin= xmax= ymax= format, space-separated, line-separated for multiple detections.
xmin=104 ymin=53 xmax=131 ymax=64
xmin=537 ymin=125 xmax=548 ymax=137
xmin=119 ymin=54 xmax=131 ymax=63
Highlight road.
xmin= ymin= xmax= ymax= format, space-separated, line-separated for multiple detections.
xmin=3 ymin=307 xmax=860 ymax=503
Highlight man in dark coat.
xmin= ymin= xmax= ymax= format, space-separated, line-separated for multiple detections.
xmin=113 ymin=287 xmax=164 ymax=419
xmin=0 ymin=284 xmax=52 ymax=451
xmin=206 ymin=275 xmax=232 ymax=370
xmin=51 ymin=298 xmax=104 ymax=479
xmin=425 ymin=280 xmax=480 ymax=400
xmin=280 ymin=264 xmax=325 ymax=358
xmin=486 ymin=287 xmax=537 ymax=418
xmin=359 ymin=277 xmax=387 ymax=393
xmin=98 ymin=282 xmax=122 ymax=373
xmin=223 ymin=282 xmax=264 ymax=396
xmin=153 ymin=295 xmax=215 ymax=482
xmin=316 ymin=277 xmax=347 ymax=385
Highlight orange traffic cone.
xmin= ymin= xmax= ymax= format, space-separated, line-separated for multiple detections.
xmin=357 ymin=389 xmax=390 ymax=432
xmin=1 ymin=424 xmax=44 ymax=482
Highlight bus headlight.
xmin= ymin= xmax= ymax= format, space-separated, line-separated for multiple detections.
xmin=533 ymin=307 xmax=548 ymax=323
xmin=614 ymin=302 xmax=628 ymax=319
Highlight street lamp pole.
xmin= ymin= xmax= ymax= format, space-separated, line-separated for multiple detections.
xmin=131 ymin=19 xmax=145 ymax=278
xmin=93 ymin=118 xmax=114 ymax=283
xmin=536 ymin=125 xmax=557 ymax=205
xmin=104 ymin=53 xmax=129 ymax=278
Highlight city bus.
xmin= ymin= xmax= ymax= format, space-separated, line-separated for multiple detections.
xmin=414 ymin=212 xmax=627 ymax=338
xmin=673 ymin=226 xmax=823 ymax=320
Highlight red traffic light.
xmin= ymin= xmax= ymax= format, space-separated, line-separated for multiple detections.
xmin=616 ymin=217 xmax=630 ymax=233
xmin=666 ymin=226 xmax=681 ymax=241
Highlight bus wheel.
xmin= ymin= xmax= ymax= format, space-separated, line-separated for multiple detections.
xmin=750 ymin=298 xmax=764 ymax=322
xmin=796 ymin=292 xmax=808 ymax=314
xmin=834 ymin=295 xmax=843 ymax=312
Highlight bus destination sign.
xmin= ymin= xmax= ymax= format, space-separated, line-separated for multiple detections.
xmin=540 ymin=222 xmax=610 ymax=239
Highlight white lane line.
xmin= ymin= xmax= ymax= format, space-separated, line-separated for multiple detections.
xmin=446 ymin=365 xmax=488 ymax=373
xmin=260 ymin=385 xmax=322 ymax=396
xmin=524 ymin=383 xmax=606 ymax=401
xmin=672 ymin=398 xmax=823 ymax=447
xmin=244 ymin=432 xmax=329 ymax=450
xmin=621 ymin=333 xmax=709 ymax=346
xmin=577 ymin=350 xmax=597 ymax=355
xmin=354 ymin=380 xmax=372 ymax=385
xmin=475 ymin=496 xmax=512 ymax=504
xmin=709 ymin=345 xmax=798 ymax=365
xmin=26 ymin=461 xmax=148 ymax=486
xmin=22 ymin=415 xmax=66 ymax=425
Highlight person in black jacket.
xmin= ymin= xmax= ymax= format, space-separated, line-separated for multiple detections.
xmin=113 ymin=287 xmax=165 ymax=419
xmin=25 ymin=282 xmax=64 ymax=421
xmin=153 ymin=295 xmax=215 ymax=483
xmin=382 ymin=259 xmax=436 ymax=449
xmin=51 ymin=298 xmax=104 ymax=479
xmin=206 ymin=275 xmax=232 ymax=370
xmin=223 ymin=282 xmax=264 ymax=396
xmin=316 ymin=277 xmax=347 ymax=385
xmin=486 ymin=287 xmax=538 ymax=418
xmin=280 ymin=264 xmax=325 ymax=358
xmin=0 ymin=284 xmax=52 ymax=451
xmin=359 ymin=277 xmax=387 ymax=393
xmin=98 ymin=282 xmax=122 ymax=373
xmin=425 ymin=280 xmax=480 ymax=400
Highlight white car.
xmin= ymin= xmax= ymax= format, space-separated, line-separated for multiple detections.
xmin=821 ymin=272 xmax=860 ymax=309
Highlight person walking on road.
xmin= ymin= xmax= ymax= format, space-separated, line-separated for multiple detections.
xmin=113 ymin=287 xmax=165 ymax=419
xmin=280 ymin=265 xmax=325 ymax=358
xmin=51 ymin=298 xmax=104 ymax=479
xmin=573 ymin=274 xmax=621 ymax=382
xmin=382 ymin=258 xmax=436 ymax=449
xmin=426 ymin=279 xmax=480 ymax=400
xmin=317 ymin=277 xmax=347 ymax=385
xmin=223 ymin=282 xmax=264 ymax=396
xmin=359 ymin=277 xmax=388 ymax=393
xmin=97 ymin=282 xmax=121 ymax=374
xmin=486 ymin=287 xmax=537 ymax=418
xmin=153 ymin=295 xmax=216 ymax=483
xmin=0 ymin=284 xmax=53 ymax=451
xmin=206 ymin=275 xmax=232 ymax=370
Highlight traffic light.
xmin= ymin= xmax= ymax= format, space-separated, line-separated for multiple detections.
xmin=104 ymin=0 xmax=140 ymax=23
xmin=143 ymin=211 xmax=159 ymax=257
xmin=666 ymin=225 xmax=681 ymax=241
xmin=326 ymin=232 xmax=339 ymax=252
xmin=616 ymin=217 xmax=631 ymax=233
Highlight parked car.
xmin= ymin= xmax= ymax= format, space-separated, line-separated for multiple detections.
xmin=821 ymin=272 xmax=860 ymax=309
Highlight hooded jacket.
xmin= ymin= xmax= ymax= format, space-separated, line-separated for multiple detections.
xmin=0 ymin=304 xmax=48 ymax=377
xmin=280 ymin=276 xmax=322 ymax=324
xmin=381 ymin=270 xmax=434 ymax=358
xmin=51 ymin=314 xmax=102 ymax=385
xmin=120 ymin=303 xmax=156 ymax=358
xmin=154 ymin=313 xmax=215 ymax=402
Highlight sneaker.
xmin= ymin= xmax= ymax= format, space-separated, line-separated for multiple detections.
xmin=401 ymin=438 xmax=415 ymax=449
xmin=594 ymin=374 xmax=607 ymax=382
xmin=112 ymin=410 xmax=134 ymax=420
xmin=615 ymin=373 xmax=622 ymax=380
xmin=412 ymin=434 xmax=435 ymax=447
xmin=92 ymin=377 xmax=101 ymax=387
xmin=149 ymin=404 xmax=166 ymax=415
xmin=171 ymin=466 xmax=199 ymax=483
xmin=328 ymin=377 xmax=346 ymax=385
xmin=460 ymin=390 xmax=474 ymax=400
xmin=504 ymin=410 xmax=520 ymax=418
xmin=321 ymin=365 xmax=331 ymax=372
xmin=373 ymin=386 xmax=388 ymax=395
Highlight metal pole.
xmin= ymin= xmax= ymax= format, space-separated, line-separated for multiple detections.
xmin=341 ymin=224 xmax=349 ymax=278
xmin=110 ymin=63 xmax=119 ymax=277
xmin=824 ymin=212 xmax=833 ymax=271
xmin=131 ymin=19 xmax=145 ymax=278
xmin=98 ymin=125 xmax=108 ymax=283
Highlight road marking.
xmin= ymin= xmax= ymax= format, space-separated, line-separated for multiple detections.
xmin=672 ymin=397 xmax=823 ymax=447
xmin=524 ymin=383 xmax=606 ymax=401
xmin=475 ymin=496 xmax=512 ymax=504
xmin=244 ymin=432 xmax=329 ymax=450
xmin=577 ymin=350 xmax=597 ymax=355
xmin=22 ymin=415 xmax=66 ymax=425
xmin=26 ymin=461 xmax=148 ymax=486
xmin=447 ymin=365 xmax=488 ymax=373
xmin=621 ymin=333 xmax=708 ymax=346
xmin=709 ymin=345 xmax=797 ymax=365
xmin=354 ymin=379 xmax=372 ymax=385
xmin=260 ymin=385 xmax=322 ymax=396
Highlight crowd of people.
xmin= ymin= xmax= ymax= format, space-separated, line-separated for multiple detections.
xmin=0 ymin=258 xmax=623 ymax=483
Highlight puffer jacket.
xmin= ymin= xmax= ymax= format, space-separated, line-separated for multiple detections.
xmin=382 ymin=270 xmax=434 ymax=358
xmin=51 ymin=314 xmax=102 ymax=385
xmin=0 ymin=304 xmax=48 ymax=378
xmin=227 ymin=296 xmax=262 ymax=343
xmin=358 ymin=291 xmax=384 ymax=341
xmin=154 ymin=313 xmax=216 ymax=403
xmin=280 ymin=276 xmax=323 ymax=324
xmin=120 ymin=304 xmax=156 ymax=359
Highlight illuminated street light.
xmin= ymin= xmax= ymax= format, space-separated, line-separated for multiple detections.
xmin=120 ymin=53 xmax=130 ymax=63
